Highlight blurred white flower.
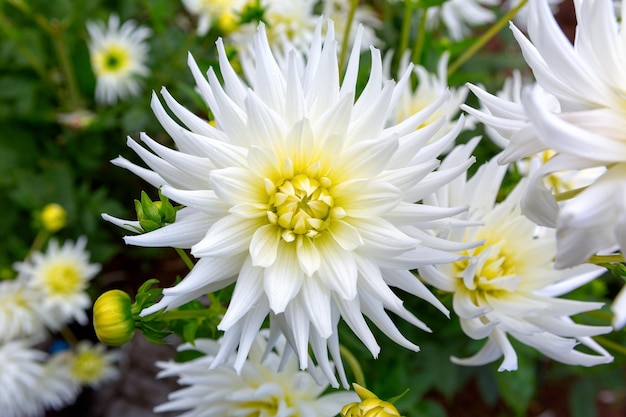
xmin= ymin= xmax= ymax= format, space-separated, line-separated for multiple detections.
xmin=322 ymin=0 xmax=381 ymax=50
xmin=156 ymin=331 xmax=357 ymax=416
xmin=0 ymin=340 xmax=48 ymax=417
xmin=61 ymin=341 xmax=120 ymax=388
xmin=427 ymin=0 xmax=499 ymax=41
xmin=39 ymin=347 xmax=82 ymax=414
xmin=0 ymin=278 xmax=48 ymax=343
xmin=390 ymin=52 xmax=470 ymax=142
xmin=419 ymin=141 xmax=614 ymax=371
xmin=104 ymin=20 xmax=474 ymax=386
xmin=503 ymin=0 xmax=563 ymax=29
xmin=183 ymin=0 xmax=245 ymax=35
xmin=87 ymin=14 xmax=151 ymax=105
xmin=13 ymin=237 xmax=100 ymax=328
xmin=479 ymin=0 xmax=626 ymax=279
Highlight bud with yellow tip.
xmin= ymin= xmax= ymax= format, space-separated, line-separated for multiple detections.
xmin=41 ymin=203 xmax=68 ymax=233
xmin=93 ymin=289 xmax=136 ymax=346
xmin=341 ymin=384 xmax=402 ymax=417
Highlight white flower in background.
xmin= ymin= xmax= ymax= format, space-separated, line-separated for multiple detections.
xmin=322 ymin=0 xmax=381 ymax=50
xmin=390 ymin=52 xmax=469 ymax=141
xmin=427 ymin=0 xmax=499 ymax=41
xmin=39 ymin=349 xmax=82 ymax=414
xmin=463 ymin=71 xmax=605 ymax=196
xmin=87 ymin=14 xmax=151 ymax=105
xmin=503 ymin=0 xmax=563 ymax=29
xmin=419 ymin=141 xmax=614 ymax=371
xmin=0 ymin=340 xmax=48 ymax=417
xmin=60 ymin=341 xmax=120 ymax=388
xmin=0 ymin=278 xmax=48 ymax=343
xmin=104 ymin=20 xmax=474 ymax=386
xmin=183 ymin=0 xmax=245 ymax=35
xmin=156 ymin=332 xmax=357 ymax=416
xmin=484 ymin=0 xmax=626 ymax=307
xmin=13 ymin=237 xmax=100 ymax=328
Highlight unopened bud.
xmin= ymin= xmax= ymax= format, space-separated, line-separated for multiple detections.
xmin=93 ymin=290 xmax=135 ymax=346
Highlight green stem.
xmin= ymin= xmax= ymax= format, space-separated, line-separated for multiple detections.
xmin=593 ymin=336 xmax=626 ymax=357
xmin=411 ymin=7 xmax=428 ymax=66
xmin=48 ymin=21 xmax=82 ymax=109
xmin=338 ymin=0 xmax=359 ymax=72
xmin=60 ymin=325 xmax=79 ymax=347
xmin=398 ymin=0 xmax=415 ymax=64
xmin=159 ymin=309 xmax=219 ymax=321
xmin=26 ymin=230 xmax=50 ymax=261
xmin=447 ymin=0 xmax=528 ymax=77
xmin=588 ymin=254 xmax=625 ymax=264
xmin=339 ymin=344 xmax=366 ymax=387
xmin=175 ymin=248 xmax=196 ymax=270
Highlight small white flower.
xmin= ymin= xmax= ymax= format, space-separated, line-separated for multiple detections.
xmin=87 ymin=14 xmax=151 ymax=105
xmin=0 ymin=278 xmax=48 ymax=343
xmin=156 ymin=331 xmax=358 ymax=416
xmin=13 ymin=237 xmax=100 ymax=328
xmin=105 ymin=20 xmax=474 ymax=386
xmin=183 ymin=0 xmax=245 ymax=36
xmin=419 ymin=142 xmax=614 ymax=371
xmin=39 ymin=348 xmax=82 ymax=413
xmin=0 ymin=340 xmax=49 ymax=417
xmin=63 ymin=341 xmax=120 ymax=388
xmin=427 ymin=0 xmax=499 ymax=41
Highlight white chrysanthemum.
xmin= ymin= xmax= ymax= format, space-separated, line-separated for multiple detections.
xmin=156 ymin=331 xmax=357 ymax=416
xmin=0 ymin=340 xmax=48 ymax=417
xmin=464 ymin=71 xmax=605 ymax=196
xmin=13 ymin=237 xmax=100 ymax=328
xmin=104 ymin=21 xmax=474 ymax=387
xmin=39 ymin=349 xmax=82 ymax=413
xmin=419 ymin=141 xmax=614 ymax=371
xmin=477 ymin=0 xmax=626 ymax=274
xmin=87 ymin=14 xmax=151 ymax=105
xmin=427 ymin=0 xmax=499 ymax=41
xmin=0 ymin=278 xmax=48 ymax=343
xmin=391 ymin=53 xmax=469 ymax=141
xmin=183 ymin=0 xmax=245 ymax=36
xmin=61 ymin=341 xmax=120 ymax=388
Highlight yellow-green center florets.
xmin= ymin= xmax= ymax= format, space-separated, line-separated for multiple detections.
xmin=44 ymin=264 xmax=82 ymax=295
xmin=267 ymin=173 xmax=334 ymax=242
xmin=93 ymin=45 xmax=130 ymax=75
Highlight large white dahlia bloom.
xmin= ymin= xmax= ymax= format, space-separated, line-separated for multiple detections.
xmin=419 ymin=141 xmax=614 ymax=371
xmin=104 ymin=21 xmax=474 ymax=386
xmin=156 ymin=331 xmax=357 ymax=416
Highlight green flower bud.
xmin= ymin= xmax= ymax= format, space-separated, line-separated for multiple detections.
xmin=93 ymin=290 xmax=135 ymax=346
xmin=134 ymin=190 xmax=177 ymax=232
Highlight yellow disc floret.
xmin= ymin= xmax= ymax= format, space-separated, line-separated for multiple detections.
xmin=267 ymin=173 xmax=334 ymax=242
xmin=92 ymin=44 xmax=131 ymax=76
xmin=43 ymin=263 xmax=83 ymax=296
xmin=93 ymin=289 xmax=135 ymax=346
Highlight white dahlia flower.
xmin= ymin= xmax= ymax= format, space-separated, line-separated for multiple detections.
xmin=419 ymin=141 xmax=614 ymax=371
xmin=0 ymin=340 xmax=48 ymax=417
xmin=156 ymin=331 xmax=357 ymax=416
xmin=0 ymin=278 xmax=48 ymax=343
xmin=13 ymin=237 xmax=100 ymax=328
xmin=427 ymin=0 xmax=499 ymax=41
xmin=104 ymin=21 xmax=474 ymax=386
xmin=87 ymin=14 xmax=151 ymax=105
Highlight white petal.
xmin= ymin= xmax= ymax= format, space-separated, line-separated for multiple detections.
xmin=264 ymin=242 xmax=304 ymax=313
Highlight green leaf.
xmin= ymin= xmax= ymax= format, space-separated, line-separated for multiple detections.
xmin=570 ymin=378 xmax=597 ymax=417
xmin=495 ymin=359 xmax=536 ymax=416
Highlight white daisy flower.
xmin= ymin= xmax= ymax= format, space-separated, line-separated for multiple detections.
xmin=104 ymin=20 xmax=474 ymax=387
xmin=419 ymin=141 xmax=614 ymax=371
xmin=87 ymin=14 xmax=151 ymax=105
xmin=487 ymin=0 xmax=626 ymax=273
xmin=13 ymin=237 xmax=101 ymax=328
xmin=0 ymin=278 xmax=48 ymax=343
xmin=39 ymin=349 xmax=82 ymax=414
xmin=0 ymin=340 xmax=48 ymax=417
xmin=156 ymin=331 xmax=357 ymax=416
xmin=427 ymin=0 xmax=499 ymax=41
xmin=183 ymin=0 xmax=245 ymax=36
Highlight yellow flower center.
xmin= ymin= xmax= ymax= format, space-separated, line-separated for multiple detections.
xmin=70 ymin=349 xmax=107 ymax=384
xmin=44 ymin=263 xmax=83 ymax=296
xmin=93 ymin=45 xmax=131 ymax=75
xmin=267 ymin=173 xmax=334 ymax=242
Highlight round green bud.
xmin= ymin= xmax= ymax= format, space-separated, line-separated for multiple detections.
xmin=93 ymin=289 xmax=135 ymax=346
